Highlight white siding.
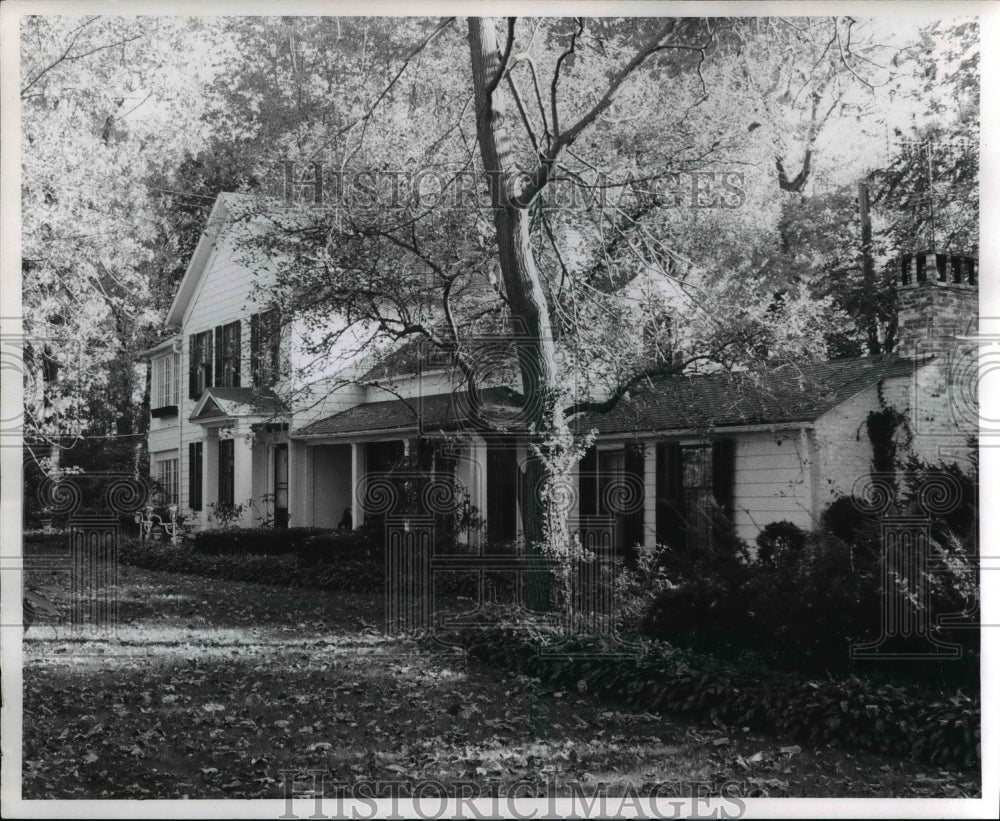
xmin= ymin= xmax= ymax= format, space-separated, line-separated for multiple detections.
xmin=813 ymin=383 xmax=881 ymax=511
xmin=730 ymin=431 xmax=813 ymax=541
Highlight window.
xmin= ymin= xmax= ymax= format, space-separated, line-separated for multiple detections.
xmin=189 ymin=442 xmax=203 ymax=511
xmin=156 ymin=458 xmax=178 ymax=505
xmin=152 ymin=353 xmax=179 ymax=412
xmin=214 ymin=321 xmax=241 ymax=388
xmin=188 ymin=331 xmax=213 ymax=399
xmin=250 ymin=309 xmax=281 ymax=387
xmin=579 ymin=444 xmax=645 ymax=553
xmin=655 ymin=440 xmax=735 ymax=550
xmin=218 ymin=438 xmax=235 ymax=508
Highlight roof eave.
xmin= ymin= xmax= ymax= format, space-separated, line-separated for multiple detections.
xmin=164 ymin=194 xmax=234 ymax=328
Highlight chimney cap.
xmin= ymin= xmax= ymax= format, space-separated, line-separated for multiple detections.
xmin=898 ymin=251 xmax=977 ymax=287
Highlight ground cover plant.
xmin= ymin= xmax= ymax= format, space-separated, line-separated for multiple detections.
xmin=22 ymin=553 xmax=980 ymax=799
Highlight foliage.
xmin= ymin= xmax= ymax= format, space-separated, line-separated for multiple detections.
xmin=120 ymin=539 xmax=383 ymax=593
xmin=644 ymin=488 xmax=977 ymax=686
xmin=819 ymin=494 xmax=882 ymax=546
xmin=26 ymin=562 xmax=974 ymax=799
xmin=192 ymin=526 xmax=334 ymax=556
xmin=755 ymin=520 xmax=808 ymax=567
xmin=450 ymin=626 xmax=979 ymax=770
xmin=206 ymin=501 xmax=246 ymax=529
xmin=613 ymin=542 xmax=675 ymax=634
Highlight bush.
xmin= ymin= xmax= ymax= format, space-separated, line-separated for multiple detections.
xmin=120 ymin=538 xmax=384 ymax=593
xmin=297 ymin=527 xmax=380 ymax=564
xmin=755 ymin=520 xmax=807 ymax=566
xmin=820 ymin=495 xmax=881 ymax=546
xmin=643 ymin=522 xmax=977 ymax=687
xmin=192 ymin=527 xmax=332 ymax=556
xmin=23 ymin=531 xmax=72 ymax=552
xmin=446 ymin=626 xmax=980 ymax=770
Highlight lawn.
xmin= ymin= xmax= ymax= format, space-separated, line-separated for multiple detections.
xmin=21 ymin=561 xmax=979 ymax=799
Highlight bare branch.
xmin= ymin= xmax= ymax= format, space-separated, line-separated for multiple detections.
xmin=550 ymin=17 xmax=584 ymax=139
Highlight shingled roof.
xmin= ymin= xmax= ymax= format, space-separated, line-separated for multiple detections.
xmin=296 ymin=355 xmax=923 ymax=439
xmin=293 ymin=387 xmax=521 ymax=437
xmin=582 ymin=355 xmax=923 ymax=435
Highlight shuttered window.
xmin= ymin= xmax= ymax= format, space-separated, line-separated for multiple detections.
xmin=655 ymin=438 xmax=735 ymax=549
xmin=188 ymin=331 xmax=213 ymax=399
xmin=250 ymin=309 xmax=281 ymax=387
xmin=214 ymin=321 xmax=241 ymax=388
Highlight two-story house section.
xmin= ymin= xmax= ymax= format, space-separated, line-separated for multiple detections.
xmin=139 ymin=193 xmax=371 ymax=530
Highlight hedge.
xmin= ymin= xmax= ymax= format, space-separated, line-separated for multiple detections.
xmin=191 ymin=527 xmax=335 ymax=556
xmin=120 ymin=539 xmax=382 ymax=592
xmin=446 ymin=626 xmax=980 ymax=771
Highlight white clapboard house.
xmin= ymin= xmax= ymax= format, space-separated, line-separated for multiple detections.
xmin=141 ymin=193 xmax=978 ymax=550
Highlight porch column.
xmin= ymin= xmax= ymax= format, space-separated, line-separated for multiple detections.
xmin=204 ymin=429 xmax=219 ymax=524
xmin=289 ymin=439 xmax=310 ymax=528
xmin=233 ymin=426 xmax=255 ymax=527
xmin=351 ymin=441 xmax=366 ymax=528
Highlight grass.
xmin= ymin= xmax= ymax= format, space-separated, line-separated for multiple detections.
xmin=21 ymin=558 xmax=980 ymax=799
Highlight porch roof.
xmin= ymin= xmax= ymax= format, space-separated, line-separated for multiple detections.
xmin=583 ymin=355 xmax=924 ymax=435
xmin=189 ymin=387 xmax=288 ymax=423
xmin=292 ymin=387 xmax=521 ymax=438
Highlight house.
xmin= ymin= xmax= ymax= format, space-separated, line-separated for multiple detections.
xmin=142 ymin=192 xmax=978 ymax=551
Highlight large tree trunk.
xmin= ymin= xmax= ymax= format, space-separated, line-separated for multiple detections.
xmin=468 ymin=18 xmax=568 ymax=611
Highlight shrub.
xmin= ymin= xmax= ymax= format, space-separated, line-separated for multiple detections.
xmin=120 ymin=538 xmax=383 ymax=593
xmin=192 ymin=527 xmax=332 ymax=556
xmin=445 ymin=626 xmax=979 ymax=770
xmin=820 ymin=495 xmax=881 ymax=546
xmin=23 ymin=531 xmax=72 ymax=552
xmin=297 ymin=527 xmax=380 ymax=564
xmin=755 ymin=520 xmax=807 ymax=566
xmin=614 ymin=542 xmax=675 ymax=634
xmin=643 ymin=521 xmax=977 ymax=687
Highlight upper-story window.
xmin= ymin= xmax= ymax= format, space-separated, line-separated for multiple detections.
xmin=188 ymin=330 xmax=213 ymax=399
xmin=151 ymin=353 xmax=179 ymax=415
xmin=215 ymin=321 xmax=241 ymax=388
xmin=250 ymin=309 xmax=281 ymax=387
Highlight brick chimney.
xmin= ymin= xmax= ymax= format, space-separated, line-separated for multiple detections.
xmin=895 ymin=251 xmax=978 ymax=359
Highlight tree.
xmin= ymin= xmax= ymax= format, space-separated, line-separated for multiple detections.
xmin=20 ymin=16 xmax=210 ymax=473
xmin=225 ymin=16 xmax=922 ymax=611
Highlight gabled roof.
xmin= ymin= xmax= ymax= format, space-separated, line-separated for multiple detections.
xmin=583 ymin=355 xmax=924 ymax=435
xmin=165 ymin=193 xmax=255 ymax=328
xmin=189 ymin=386 xmax=288 ymax=423
xmin=293 ymin=387 xmax=520 ymax=438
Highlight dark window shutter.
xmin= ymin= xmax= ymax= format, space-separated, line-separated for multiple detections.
xmin=218 ymin=439 xmax=234 ymax=507
xmin=188 ymin=334 xmax=198 ymax=399
xmin=203 ymin=331 xmax=212 ymax=390
xmin=712 ymin=438 xmax=736 ymax=516
xmin=189 ymin=441 xmax=203 ymax=511
xmin=268 ymin=310 xmax=281 ymax=380
xmin=655 ymin=442 xmax=685 ymax=546
xmin=214 ymin=326 xmax=224 ymax=388
xmin=250 ymin=313 xmax=260 ymax=386
xmin=231 ymin=321 xmax=241 ymax=387
xmin=579 ymin=446 xmax=597 ymax=516
xmin=623 ymin=442 xmax=645 ymax=554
